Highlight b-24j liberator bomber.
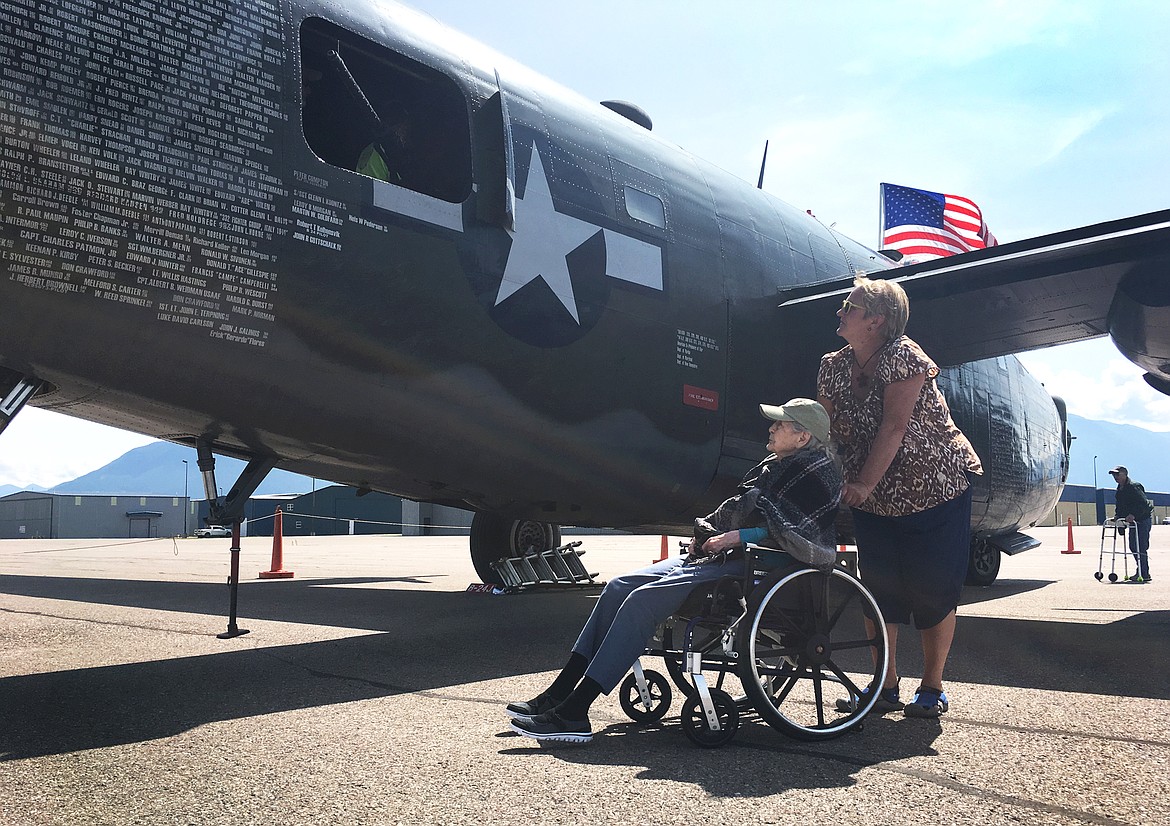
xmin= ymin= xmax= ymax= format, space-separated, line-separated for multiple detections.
xmin=2 ymin=0 xmax=1169 ymax=586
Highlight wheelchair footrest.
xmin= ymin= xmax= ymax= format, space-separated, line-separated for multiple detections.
xmin=489 ymin=542 xmax=601 ymax=590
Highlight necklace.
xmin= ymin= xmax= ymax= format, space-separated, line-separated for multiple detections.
xmin=853 ymin=346 xmax=882 ymax=388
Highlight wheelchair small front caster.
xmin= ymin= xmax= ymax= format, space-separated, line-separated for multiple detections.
xmin=681 ymin=688 xmax=738 ymax=747
xmin=1094 ymin=571 xmax=1103 ymax=581
xmin=619 ymin=669 xmax=672 ymax=723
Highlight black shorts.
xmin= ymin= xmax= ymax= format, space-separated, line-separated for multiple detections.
xmin=851 ymin=485 xmax=973 ymax=629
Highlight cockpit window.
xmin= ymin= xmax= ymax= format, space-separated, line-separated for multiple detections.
xmin=300 ymin=17 xmax=472 ymax=203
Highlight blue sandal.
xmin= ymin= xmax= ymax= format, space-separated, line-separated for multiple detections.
xmin=835 ymin=681 xmax=903 ymax=714
xmin=904 ymin=685 xmax=948 ymax=718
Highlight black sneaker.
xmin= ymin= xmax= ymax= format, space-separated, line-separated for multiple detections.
xmin=505 ymin=693 xmax=559 ymax=720
xmin=510 ymin=710 xmax=592 ymax=743
xmin=835 ymin=682 xmax=903 ymax=714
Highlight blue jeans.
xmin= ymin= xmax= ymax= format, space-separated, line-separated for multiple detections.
xmin=572 ymin=555 xmax=741 ymax=693
xmin=1127 ymin=517 xmax=1152 ymax=580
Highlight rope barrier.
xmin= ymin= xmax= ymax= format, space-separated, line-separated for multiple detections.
xmin=19 ymin=538 xmax=171 ymax=553
xmin=239 ymin=511 xmax=473 ymax=532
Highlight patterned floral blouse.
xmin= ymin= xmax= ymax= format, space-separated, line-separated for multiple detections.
xmin=817 ymin=336 xmax=982 ymax=517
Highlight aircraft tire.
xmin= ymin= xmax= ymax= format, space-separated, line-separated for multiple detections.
xmin=965 ymin=539 xmax=1001 ymax=586
xmin=469 ymin=513 xmax=561 ymax=584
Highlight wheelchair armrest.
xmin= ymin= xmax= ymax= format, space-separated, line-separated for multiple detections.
xmin=747 ymin=541 xmax=859 ymax=579
xmin=743 ymin=543 xmax=799 ymax=573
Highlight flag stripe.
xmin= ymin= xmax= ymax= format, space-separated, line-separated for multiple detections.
xmin=880 ymin=182 xmax=998 ymax=264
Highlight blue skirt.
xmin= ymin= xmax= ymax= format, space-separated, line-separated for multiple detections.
xmin=851 ymin=485 xmax=973 ymax=629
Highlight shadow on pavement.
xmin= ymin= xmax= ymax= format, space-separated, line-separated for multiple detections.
xmin=957 ymin=578 xmax=1050 ymax=606
xmin=2 ymin=572 xmax=1168 ymax=763
xmin=0 ymin=574 xmax=599 ymax=760
xmin=498 ymin=711 xmax=942 ymax=797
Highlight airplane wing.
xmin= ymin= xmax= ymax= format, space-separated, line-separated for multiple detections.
xmin=778 ymin=209 xmax=1170 ymax=378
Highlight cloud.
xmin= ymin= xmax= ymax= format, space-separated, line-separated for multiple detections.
xmin=1017 ymin=342 xmax=1170 ymax=432
xmin=0 ymin=408 xmax=156 ymax=488
xmin=857 ymin=0 xmax=1091 ymax=68
xmin=757 ymin=99 xmax=1116 ymax=244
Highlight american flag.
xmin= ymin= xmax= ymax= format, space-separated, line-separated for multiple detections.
xmin=879 ymin=182 xmax=998 ymax=262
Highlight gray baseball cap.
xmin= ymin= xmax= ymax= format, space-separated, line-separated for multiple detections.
xmin=759 ymin=398 xmax=831 ymax=445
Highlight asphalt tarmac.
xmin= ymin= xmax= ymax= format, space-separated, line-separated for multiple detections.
xmin=1 ymin=527 xmax=1167 ymax=826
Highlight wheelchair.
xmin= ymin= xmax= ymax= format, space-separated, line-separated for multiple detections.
xmin=617 ymin=543 xmax=888 ymax=747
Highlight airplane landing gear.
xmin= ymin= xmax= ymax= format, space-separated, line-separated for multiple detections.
xmin=966 ymin=538 xmax=1001 ymax=586
xmin=469 ymin=513 xmax=561 ymax=584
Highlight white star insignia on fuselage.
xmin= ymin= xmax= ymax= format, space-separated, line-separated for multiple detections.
xmin=494 ymin=147 xmax=600 ymax=324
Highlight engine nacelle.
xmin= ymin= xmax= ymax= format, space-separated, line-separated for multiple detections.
xmin=1109 ymin=263 xmax=1170 ymax=394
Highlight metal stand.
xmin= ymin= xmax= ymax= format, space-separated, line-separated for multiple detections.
xmin=217 ymin=521 xmax=250 ymax=639
xmin=195 ymin=440 xmax=274 ymax=638
xmin=489 ymin=541 xmax=601 ymax=591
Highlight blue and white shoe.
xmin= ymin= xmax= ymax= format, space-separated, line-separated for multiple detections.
xmin=835 ymin=682 xmax=903 ymax=714
xmin=904 ymin=686 xmax=949 ymax=718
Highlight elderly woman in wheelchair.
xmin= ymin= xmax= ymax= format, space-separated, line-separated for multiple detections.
xmin=508 ymin=399 xmax=889 ymax=746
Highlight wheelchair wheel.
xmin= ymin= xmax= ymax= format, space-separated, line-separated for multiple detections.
xmin=619 ymin=669 xmax=672 ymax=723
xmin=736 ymin=565 xmax=887 ymax=741
xmin=681 ymin=688 xmax=739 ymax=748
xmin=662 ymin=621 xmax=739 ymax=696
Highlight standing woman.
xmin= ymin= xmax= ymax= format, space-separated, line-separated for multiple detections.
xmin=817 ymin=275 xmax=982 ymax=718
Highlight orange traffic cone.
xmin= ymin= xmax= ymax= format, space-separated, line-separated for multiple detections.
xmin=1061 ymin=517 xmax=1079 ymax=554
xmin=653 ymin=534 xmax=669 ymax=563
xmin=260 ymin=507 xmax=295 ymax=578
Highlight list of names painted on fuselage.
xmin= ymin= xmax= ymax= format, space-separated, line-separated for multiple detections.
xmin=0 ymin=0 xmax=288 ymax=348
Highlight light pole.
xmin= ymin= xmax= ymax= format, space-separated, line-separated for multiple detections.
xmin=182 ymin=459 xmax=189 ymax=536
xmin=1093 ymin=454 xmax=1100 ymax=526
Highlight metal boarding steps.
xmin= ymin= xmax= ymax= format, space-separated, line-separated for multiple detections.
xmin=490 ymin=541 xmax=601 ymax=590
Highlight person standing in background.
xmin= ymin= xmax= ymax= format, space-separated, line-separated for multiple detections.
xmin=1110 ymin=465 xmax=1153 ymax=584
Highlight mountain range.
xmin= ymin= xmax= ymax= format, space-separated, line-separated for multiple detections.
xmin=0 ymin=441 xmax=319 ymax=499
xmin=0 ymin=413 xmax=1167 ymax=499
xmin=1062 ymin=414 xmax=1170 ymax=491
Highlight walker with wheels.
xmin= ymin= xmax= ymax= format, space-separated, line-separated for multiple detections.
xmin=1095 ymin=518 xmax=1131 ymax=583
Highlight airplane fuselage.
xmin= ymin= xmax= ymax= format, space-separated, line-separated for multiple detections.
xmin=0 ymin=0 xmax=1065 ymax=546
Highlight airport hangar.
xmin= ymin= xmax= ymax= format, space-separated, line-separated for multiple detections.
xmin=0 ymin=485 xmax=468 ymax=540
xmin=0 ymin=484 xmax=1167 ymax=540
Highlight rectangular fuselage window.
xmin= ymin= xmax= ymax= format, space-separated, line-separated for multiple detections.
xmin=623 ymin=185 xmax=665 ymax=228
xmin=300 ymin=17 xmax=472 ymax=203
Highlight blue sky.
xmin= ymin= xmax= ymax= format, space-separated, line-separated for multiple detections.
xmin=1 ymin=0 xmax=1168 ymax=487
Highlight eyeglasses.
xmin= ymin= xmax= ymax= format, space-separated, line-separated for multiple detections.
xmin=840 ymin=299 xmax=864 ymax=314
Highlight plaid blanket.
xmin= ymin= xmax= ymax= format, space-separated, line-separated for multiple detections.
xmin=695 ymin=446 xmax=843 ymax=568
